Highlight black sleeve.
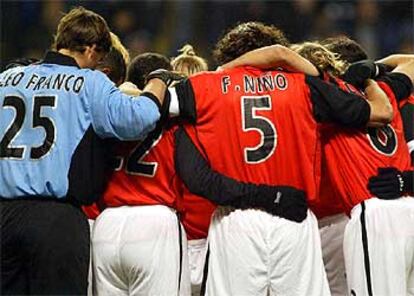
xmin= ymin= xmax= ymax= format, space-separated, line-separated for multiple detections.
xmin=175 ymin=126 xmax=261 ymax=206
xmin=377 ymin=72 xmax=413 ymax=102
xmin=400 ymin=102 xmax=414 ymax=143
xmin=175 ymin=79 xmax=197 ymax=124
xmin=306 ymin=75 xmax=370 ymax=127
xmin=174 ymin=126 xmax=308 ymax=222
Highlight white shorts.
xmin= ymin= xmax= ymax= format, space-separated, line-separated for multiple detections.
xmin=92 ymin=205 xmax=191 ymax=296
xmin=204 ymin=207 xmax=330 ymax=296
xmin=344 ymin=197 xmax=414 ymax=296
xmin=87 ymin=219 xmax=94 ymax=296
xmin=187 ymin=239 xmax=208 ymax=296
xmin=319 ymin=213 xmax=349 ymax=296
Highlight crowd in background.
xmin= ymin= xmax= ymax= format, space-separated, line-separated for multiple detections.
xmin=1 ymin=0 xmax=413 ymax=70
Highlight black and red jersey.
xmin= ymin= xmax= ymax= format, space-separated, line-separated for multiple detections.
xmin=101 ymin=125 xmax=183 ymax=209
xmin=319 ymin=77 xmax=411 ymax=214
xmin=174 ymin=66 xmax=371 ymax=205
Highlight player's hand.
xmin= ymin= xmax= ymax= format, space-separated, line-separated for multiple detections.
xmin=342 ymin=60 xmax=378 ymax=89
xmin=253 ymin=186 xmax=308 ymax=223
xmin=145 ymin=69 xmax=185 ymax=87
xmin=367 ymin=167 xmax=413 ymax=199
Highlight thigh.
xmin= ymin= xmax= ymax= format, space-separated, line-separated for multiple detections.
xmin=319 ymin=214 xmax=348 ymax=296
xmin=344 ymin=198 xmax=414 ymax=296
xmin=1 ymin=200 xmax=89 ymax=295
xmin=93 ymin=205 xmax=190 ymax=296
xmin=205 ymin=208 xmax=269 ymax=296
xmin=188 ymin=239 xmax=207 ymax=296
xmin=92 ymin=208 xmax=129 ymax=296
xmin=1 ymin=201 xmax=30 ymax=295
xmin=269 ymin=210 xmax=330 ymax=296
xmin=28 ymin=201 xmax=90 ymax=295
xmin=125 ymin=206 xmax=190 ymax=296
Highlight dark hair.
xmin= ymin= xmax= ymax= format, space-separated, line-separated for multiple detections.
xmin=213 ymin=21 xmax=290 ymax=65
xmin=53 ymin=7 xmax=111 ymax=54
xmin=127 ymin=53 xmax=172 ymax=89
xmin=320 ymin=36 xmax=368 ymax=63
xmin=97 ymin=47 xmax=126 ymax=86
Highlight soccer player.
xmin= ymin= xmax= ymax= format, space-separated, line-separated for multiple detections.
xmin=0 ymin=7 xmax=168 ymax=295
xmin=127 ymin=52 xmax=172 ymax=90
xmin=224 ymin=40 xmax=413 ymax=295
xmin=171 ymin=44 xmax=216 ymax=296
xmin=172 ymin=44 xmax=209 ymax=76
xmin=91 ymin=52 xmax=191 ymax=296
xmin=169 ymin=22 xmax=393 ymax=296
xmin=295 ymin=42 xmax=414 ymax=295
xmin=95 ymin=33 xmax=130 ymax=87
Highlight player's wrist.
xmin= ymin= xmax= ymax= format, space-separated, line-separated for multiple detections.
xmin=402 ymin=170 xmax=414 ymax=194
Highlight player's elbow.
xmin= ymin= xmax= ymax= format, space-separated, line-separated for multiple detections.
xmin=368 ymin=103 xmax=394 ymax=127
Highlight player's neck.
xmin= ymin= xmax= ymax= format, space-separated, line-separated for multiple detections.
xmin=58 ymin=49 xmax=87 ymax=68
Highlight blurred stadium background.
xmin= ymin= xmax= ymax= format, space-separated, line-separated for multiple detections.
xmin=1 ymin=0 xmax=413 ymax=70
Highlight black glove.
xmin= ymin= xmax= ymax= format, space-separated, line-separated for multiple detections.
xmin=145 ymin=69 xmax=185 ymax=87
xmin=342 ymin=60 xmax=390 ymax=89
xmin=241 ymin=186 xmax=308 ymax=223
xmin=368 ymin=167 xmax=414 ymax=199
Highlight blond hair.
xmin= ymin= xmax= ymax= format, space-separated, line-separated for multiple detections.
xmin=292 ymin=42 xmax=348 ymax=77
xmin=171 ymin=44 xmax=208 ymax=76
xmin=110 ymin=32 xmax=130 ymax=66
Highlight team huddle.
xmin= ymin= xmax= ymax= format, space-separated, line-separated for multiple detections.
xmin=1 ymin=6 xmax=413 ymax=296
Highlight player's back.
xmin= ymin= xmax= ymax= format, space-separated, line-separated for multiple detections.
xmin=185 ymin=66 xmax=321 ymax=202
xmin=0 ymin=58 xmax=119 ymax=203
xmin=102 ymin=125 xmax=182 ymax=208
xmin=322 ymin=81 xmax=411 ymax=213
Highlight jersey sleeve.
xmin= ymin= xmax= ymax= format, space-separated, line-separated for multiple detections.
xmin=174 ymin=126 xmax=306 ymax=210
xmin=377 ymin=72 xmax=413 ymax=102
xmin=305 ymin=75 xmax=370 ymax=127
xmin=87 ymin=71 xmax=161 ymax=140
xmin=172 ymin=78 xmax=197 ymax=123
xmin=400 ymin=100 xmax=414 ymax=164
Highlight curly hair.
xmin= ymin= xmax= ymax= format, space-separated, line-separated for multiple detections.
xmin=213 ymin=22 xmax=290 ymax=65
xmin=292 ymin=42 xmax=348 ymax=77
xmin=171 ymin=44 xmax=208 ymax=76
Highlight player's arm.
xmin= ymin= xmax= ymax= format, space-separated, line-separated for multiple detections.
xmin=400 ymin=101 xmax=414 ymax=164
xmin=306 ymin=76 xmax=393 ymax=127
xmin=364 ymin=79 xmax=394 ymax=127
xmin=174 ymin=126 xmax=308 ymax=223
xmin=89 ymin=71 xmax=165 ymax=140
xmin=219 ymin=45 xmax=320 ymax=76
xmin=376 ymin=54 xmax=414 ymax=70
xmin=119 ymin=81 xmax=142 ymax=96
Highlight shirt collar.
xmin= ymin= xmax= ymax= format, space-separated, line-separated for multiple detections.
xmin=42 ymin=51 xmax=80 ymax=68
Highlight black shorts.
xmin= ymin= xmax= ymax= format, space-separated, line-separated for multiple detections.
xmin=1 ymin=199 xmax=90 ymax=295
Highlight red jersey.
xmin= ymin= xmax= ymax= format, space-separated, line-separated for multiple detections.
xmin=180 ymin=188 xmax=216 ymax=240
xmin=177 ymin=124 xmax=216 ymax=239
xmin=102 ymin=125 xmax=183 ymax=209
xmin=311 ymin=76 xmax=363 ymax=218
xmin=322 ymin=81 xmax=411 ymax=214
xmin=175 ymin=67 xmax=370 ymax=205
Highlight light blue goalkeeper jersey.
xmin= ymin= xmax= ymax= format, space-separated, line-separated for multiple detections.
xmin=0 ymin=52 xmax=160 ymax=202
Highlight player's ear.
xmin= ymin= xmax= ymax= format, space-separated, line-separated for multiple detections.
xmin=100 ymin=67 xmax=111 ymax=76
xmin=83 ymin=45 xmax=94 ymax=58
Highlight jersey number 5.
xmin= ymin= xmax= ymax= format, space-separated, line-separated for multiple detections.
xmin=0 ymin=95 xmax=56 ymax=159
xmin=241 ymin=95 xmax=277 ymax=163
